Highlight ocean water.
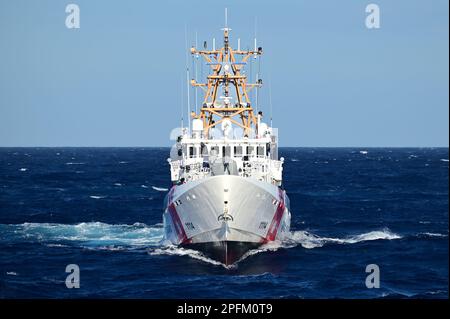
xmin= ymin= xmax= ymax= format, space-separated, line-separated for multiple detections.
xmin=0 ymin=147 xmax=448 ymax=299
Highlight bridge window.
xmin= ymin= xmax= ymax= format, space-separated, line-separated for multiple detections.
xmin=257 ymin=146 xmax=265 ymax=157
xmin=234 ymin=146 xmax=243 ymax=157
xmin=246 ymin=146 xmax=255 ymax=157
xmin=223 ymin=146 xmax=231 ymax=158
xmin=189 ymin=146 xmax=198 ymax=158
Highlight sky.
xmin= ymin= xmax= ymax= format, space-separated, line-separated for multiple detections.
xmin=0 ymin=0 xmax=448 ymax=147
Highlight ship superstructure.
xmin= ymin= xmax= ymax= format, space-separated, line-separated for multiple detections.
xmin=163 ymin=18 xmax=291 ymax=265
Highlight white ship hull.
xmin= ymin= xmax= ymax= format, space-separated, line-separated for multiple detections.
xmin=163 ymin=175 xmax=291 ymax=264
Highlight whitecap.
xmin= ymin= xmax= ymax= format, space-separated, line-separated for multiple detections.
xmin=6 ymin=272 xmax=18 ymax=276
xmin=19 ymin=168 xmax=27 ymax=172
xmin=359 ymin=150 xmax=368 ymax=155
xmin=89 ymin=195 xmax=106 ymax=199
xmin=419 ymin=232 xmax=447 ymax=238
xmin=65 ymin=162 xmax=85 ymax=165
xmin=114 ymin=183 xmax=122 ymax=186
xmin=1 ymin=222 xmax=164 ymax=248
xmin=283 ymin=228 xmax=401 ymax=249
xmin=152 ymin=186 xmax=168 ymax=192
xmin=440 ymin=159 xmax=449 ymax=162
xmin=141 ymin=185 xmax=149 ymax=188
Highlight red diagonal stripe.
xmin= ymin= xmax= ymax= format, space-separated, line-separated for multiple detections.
xmin=167 ymin=203 xmax=189 ymax=244
xmin=264 ymin=190 xmax=285 ymax=243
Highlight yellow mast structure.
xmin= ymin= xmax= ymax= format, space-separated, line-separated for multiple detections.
xmin=189 ymin=26 xmax=263 ymax=137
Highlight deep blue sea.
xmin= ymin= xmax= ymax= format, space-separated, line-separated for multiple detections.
xmin=0 ymin=147 xmax=448 ymax=299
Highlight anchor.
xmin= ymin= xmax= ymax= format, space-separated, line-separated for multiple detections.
xmin=218 ymin=214 xmax=234 ymax=222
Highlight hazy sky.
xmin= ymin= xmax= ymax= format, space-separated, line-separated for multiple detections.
xmin=0 ymin=0 xmax=448 ymax=147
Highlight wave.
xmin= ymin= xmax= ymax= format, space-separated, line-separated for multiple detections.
xmin=149 ymin=246 xmax=232 ymax=268
xmin=440 ymin=159 xmax=449 ymax=162
xmin=234 ymin=228 xmax=402 ymax=263
xmin=6 ymin=272 xmax=18 ymax=276
xmin=2 ymin=222 xmax=440 ymax=268
xmin=418 ymin=232 xmax=448 ymax=238
xmin=150 ymin=228 xmax=403 ymax=268
xmin=19 ymin=168 xmax=28 ymax=171
xmin=0 ymin=222 xmax=164 ymax=248
xmin=89 ymin=195 xmax=106 ymax=199
xmin=285 ymin=228 xmax=401 ymax=249
xmin=65 ymin=162 xmax=85 ymax=165
xmin=152 ymin=186 xmax=169 ymax=192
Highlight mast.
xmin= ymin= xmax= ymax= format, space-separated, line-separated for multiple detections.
xmin=189 ymin=16 xmax=263 ymax=137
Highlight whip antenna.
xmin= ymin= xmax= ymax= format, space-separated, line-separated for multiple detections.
xmin=184 ymin=25 xmax=191 ymax=133
xmin=269 ymin=76 xmax=273 ymax=127
xmin=180 ymin=75 xmax=184 ymax=130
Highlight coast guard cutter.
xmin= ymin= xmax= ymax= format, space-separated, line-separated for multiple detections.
xmin=163 ymin=19 xmax=291 ymax=265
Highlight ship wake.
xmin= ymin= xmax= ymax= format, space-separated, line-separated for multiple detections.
xmin=149 ymin=228 xmax=404 ymax=268
xmin=0 ymin=222 xmax=418 ymax=268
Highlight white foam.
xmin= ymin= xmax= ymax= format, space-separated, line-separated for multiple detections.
xmin=237 ymin=241 xmax=284 ymax=262
xmin=359 ymin=150 xmax=368 ymax=155
xmin=149 ymin=246 xmax=233 ymax=268
xmin=151 ymin=229 xmax=404 ymax=267
xmin=114 ymin=183 xmax=123 ymax=186
xmin=419 ymin=232 xmax=448 ymax=238
xmin=65 ymin=162 xmax=85 ymax=165
xmin=152 ymin=186 xmax=169 ymax=192
xmin=89 ymin=195 xmax=106 ymax=199
xmin=284 ymin=228 xmax=401 ymax=249
xmin=2 ymin=221 xmax=405 ymax=267
xmin=6 ymin=272 xmax=18 ymax=276
xmin=19 ymin=168 xmax=27 ymax=171
xmin=5 ymin=222 xmax=164 ymax=248
xmin=141 ymin=185 xmax=149 ymax=189
xmin=440 ymin=159 xmax=449 ymax=162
